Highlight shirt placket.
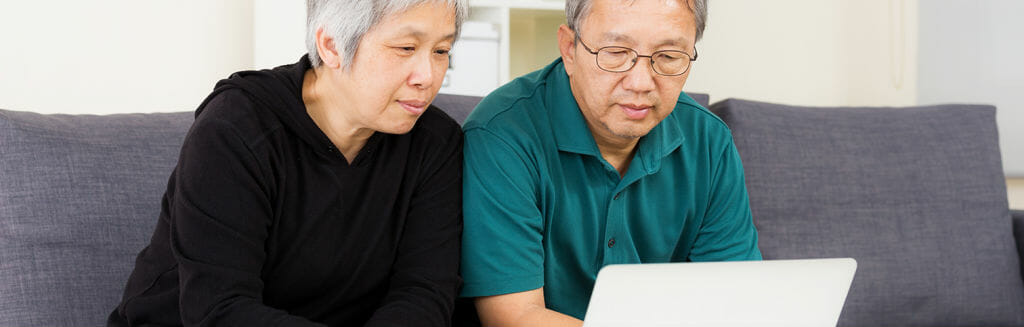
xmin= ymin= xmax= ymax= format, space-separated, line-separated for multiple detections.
xmin=601 ymin=186 xmax=627 ymax=266
xmin=599 ymin=153 xmax=654 ymax=266
xmin=601 ymin=169 xmax=646 ymax=266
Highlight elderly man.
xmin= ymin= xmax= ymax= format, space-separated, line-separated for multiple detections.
xmin=458 ymin=0 xmax=761 ymax=325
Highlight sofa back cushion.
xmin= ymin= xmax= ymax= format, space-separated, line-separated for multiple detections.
xmin=0 ymin=93 xmax=488 ymax=326
xmin=686 ymin=92 xmax=710 ymax=109
xmin=711 ymin=99 xmax=1024 ymax=326
xmin=0 ymin=109 xmax=192 ymax=326
xmin=433 ymin=93 xmax=483 ymax=124
xmin=1014 ymin=210 xmax=1024 ymax=283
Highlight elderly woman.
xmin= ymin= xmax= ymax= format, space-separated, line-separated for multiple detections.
xmin=107 ymin=0 xmax=467 ymax=326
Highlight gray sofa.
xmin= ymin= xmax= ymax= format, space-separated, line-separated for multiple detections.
xmin=2 ymin=93 xmax=1022 ymax=326
xmin=710 ymin=99 xmax=1024 ymax=326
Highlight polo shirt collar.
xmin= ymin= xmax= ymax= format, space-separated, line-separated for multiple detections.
xmin=546 ymin=59 xmax=601 ymax=157
xmin=544 ymin=58 xmax=685 ymax=173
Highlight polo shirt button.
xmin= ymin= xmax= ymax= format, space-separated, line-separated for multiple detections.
xmin=607 ymin=238 xmax=616 ymax=248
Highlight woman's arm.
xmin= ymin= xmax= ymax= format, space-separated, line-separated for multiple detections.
xmin=362 ymin=127 xmax=464 ymax=327
xmin=168 ymin=95 xmax=324 ymax=327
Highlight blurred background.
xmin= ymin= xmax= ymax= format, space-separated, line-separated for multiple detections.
xmin=1 ymin=0 xmax=1021 ymax=207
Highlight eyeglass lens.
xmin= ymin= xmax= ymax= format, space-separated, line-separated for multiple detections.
xmin=596 ymin=47 xmax=690 ymax=75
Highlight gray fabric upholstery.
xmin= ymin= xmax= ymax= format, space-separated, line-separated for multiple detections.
xmin=1014 ymin=210 xmax=1024 ymax=284
xmin=686 ymin=92 xmax=710 ymax=108
xmin=0 ymin=93 xmax=482 ymax=327
xmin=711 ymin=99 xmax=1024 ymax=326
xmin=433 ymin=93 xmax=482 ymax=124
xmin=7 ymin=93 xmax=1021 ymax=326
xmin=0 ymin=109 xmax=193 ymax=327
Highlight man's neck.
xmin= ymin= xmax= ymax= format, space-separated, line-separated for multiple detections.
xmin=593 ymin=133 xmax=640 ymax=178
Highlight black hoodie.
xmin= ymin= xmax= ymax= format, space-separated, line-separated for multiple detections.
xmin=109 ymin=56 xmax=463 ymax=327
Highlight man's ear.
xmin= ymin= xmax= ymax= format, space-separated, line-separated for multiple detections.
xmin=557 ymin=24 xmax=577 ymax=76
xmin=315 ymin=27 xmax=342 ymax=68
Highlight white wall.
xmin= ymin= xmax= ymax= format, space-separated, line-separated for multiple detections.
xmin=1 ymin=1 xmax=1020 ymax=204
xmin=917 ymin=1 xmax=1024 ymax=177
xmin=253 ymin=0 xmax=307 ymax=69
xmin=1009 ymin=179 xmax=1024 ymax=210
xmin=0 ymin=1 xmax=253 ymax=114
xmin=685 ymin=0 xmax=918 ymax=107
xmin=1 ymin=0 xmax=920 ymax=113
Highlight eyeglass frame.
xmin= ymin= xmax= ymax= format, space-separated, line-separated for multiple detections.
xmin=574 ymin=31 xmax=698 ymax=77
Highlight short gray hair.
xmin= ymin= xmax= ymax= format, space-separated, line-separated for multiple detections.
xmin=566 ymin=0 xmax=707 ymax=42
xmin=306 ymin=0 xmax=468 ymax=68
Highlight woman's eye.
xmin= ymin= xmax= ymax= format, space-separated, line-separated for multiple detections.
xmin=434 ymin=49 xmax=450 ymax=55
xmin=396 ymin=46 xmax=416 ymax=53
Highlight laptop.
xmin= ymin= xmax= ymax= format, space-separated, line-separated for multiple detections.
xmin=582 ymin=258 xmax=857 ymax=327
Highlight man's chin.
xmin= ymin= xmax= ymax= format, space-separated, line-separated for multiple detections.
xmin=608 ymin=127 xmax=652 ymax=140
xmin=608 ymin=120 xmax=657 ymax=139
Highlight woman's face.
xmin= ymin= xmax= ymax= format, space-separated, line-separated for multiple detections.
xmin=331 ymin=2 xmax=456 ymax=135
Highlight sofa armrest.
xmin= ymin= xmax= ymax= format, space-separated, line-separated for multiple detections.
xmin=1014 ymin=210 xmax=1024 ymax=283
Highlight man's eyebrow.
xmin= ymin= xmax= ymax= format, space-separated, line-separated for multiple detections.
xmin=655 ymin=36 xmax=691 ymax=49
xmin=601 ymin=32 xmax=692 ymax=50
xmin=600 ymin=32 xmax=637 ymax=44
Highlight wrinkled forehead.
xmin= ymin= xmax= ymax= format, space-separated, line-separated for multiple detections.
xmin=579 ymin=0 xmax=693 ymax=26
xmin=581 ymin=0 xmax=697 ymax=46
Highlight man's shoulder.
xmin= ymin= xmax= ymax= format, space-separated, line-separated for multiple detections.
xmin=463 ymin=60 xmax=565 ymax=133
xmin=463 ymin=84 xmax=541 ymax=130
xmin=669 ymin=92 xmax=733 ymax=140
xmin=463 ymin=78 xmax=557 ymax=149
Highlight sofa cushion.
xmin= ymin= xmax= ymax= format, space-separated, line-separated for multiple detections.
xmin=686 ymin=92 xmax=710 ymax=109
xmin=433 ymin=93 xmax=483 ymax=125
xmin=0 ymin=109 xmax=192 ymax=327
xmin=1014 ymin=210 xmax=1024 ymax=284
xmin=711 ymin=99 xmax=1024 ymax=326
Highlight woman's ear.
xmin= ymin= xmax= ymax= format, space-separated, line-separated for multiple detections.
xmin=315 ymin=27 xmax=342 ymax=68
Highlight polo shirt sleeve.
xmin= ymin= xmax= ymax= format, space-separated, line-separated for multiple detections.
xmin=689 ymin=139 xmax=763 ymax=262
xmin=460 ymin=127 xmax=546 ymax=297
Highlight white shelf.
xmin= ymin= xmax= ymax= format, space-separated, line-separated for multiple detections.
xmin=444 ymin=1 xmax=565 ymax=96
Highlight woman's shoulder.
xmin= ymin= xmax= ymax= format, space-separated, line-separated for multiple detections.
xmin=408 ymin=106 xmax=464 ymax=147
xmin=190 ymin=88 xmax=287 ymax=147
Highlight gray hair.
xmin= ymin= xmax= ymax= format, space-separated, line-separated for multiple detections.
xmin=566 ymin=0 xmax=707 ymax=42
xmin=306 ymin=0 xmax=469 ymax=68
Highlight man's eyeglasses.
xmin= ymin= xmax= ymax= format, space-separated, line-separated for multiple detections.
xmin=575 ymin=32 xmax=698 ymax=76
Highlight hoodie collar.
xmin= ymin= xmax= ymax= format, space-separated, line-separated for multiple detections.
xmin=196 ymin=55 xmax=352 ymax=161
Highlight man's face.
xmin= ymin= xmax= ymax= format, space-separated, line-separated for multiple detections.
xmin=560 ymin=0 xmax=697 ymax=144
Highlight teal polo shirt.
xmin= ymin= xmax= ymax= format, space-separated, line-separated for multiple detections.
xmin=460 ymin=58 xmax=761 ymax=320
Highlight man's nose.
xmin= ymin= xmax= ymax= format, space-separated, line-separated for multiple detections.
xmin=621 ymin=58 xmax=657 ymax=92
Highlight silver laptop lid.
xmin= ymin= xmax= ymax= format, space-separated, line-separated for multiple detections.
xmin=583 ymin=258 xmax=857 ymax=327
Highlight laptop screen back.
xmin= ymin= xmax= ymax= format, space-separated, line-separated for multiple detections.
xmin=582 ymin=258 xmax=857 ymax=327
